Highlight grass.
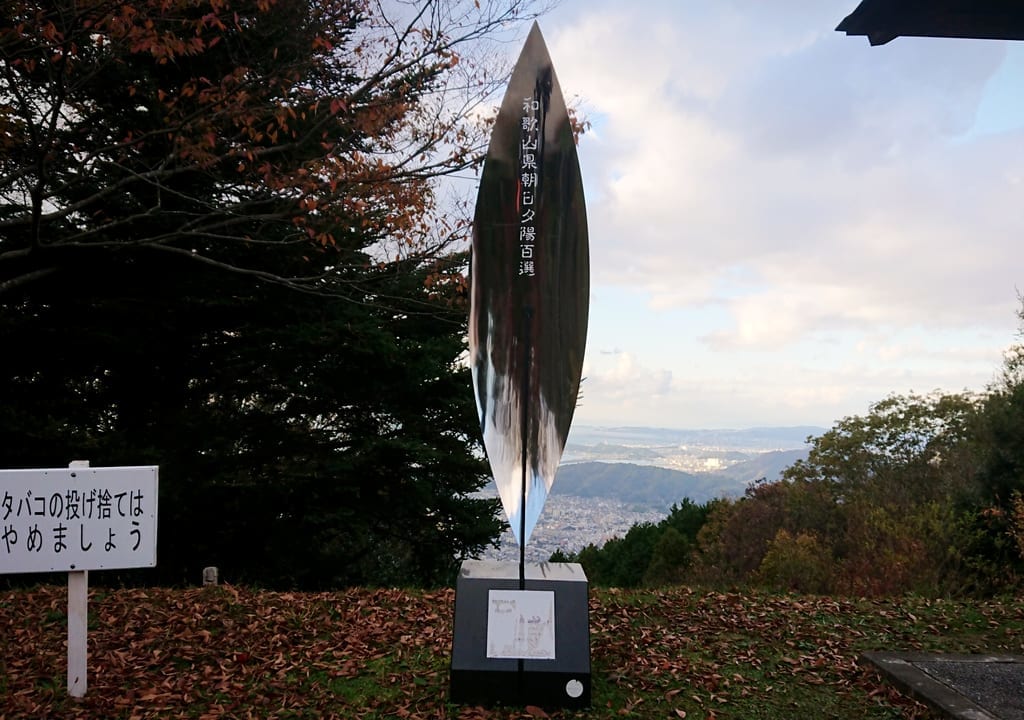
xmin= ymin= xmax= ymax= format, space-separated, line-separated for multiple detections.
xmin=0 ymin=584 xmax=1021 ymax=719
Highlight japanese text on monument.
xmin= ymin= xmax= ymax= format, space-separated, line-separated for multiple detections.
xmin=518 ymin=96 xmax=539 ymax=277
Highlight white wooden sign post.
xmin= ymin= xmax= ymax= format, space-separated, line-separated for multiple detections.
xmin=0 ymin=462 xmax=158 ymax=698
xmin=67 ymin=460 xmax=89 ymax=698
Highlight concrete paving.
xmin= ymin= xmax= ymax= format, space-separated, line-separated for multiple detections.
xmin=862 ymin=652 xmax=1024 ymax=720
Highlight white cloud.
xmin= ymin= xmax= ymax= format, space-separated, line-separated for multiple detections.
xmin=520 ymin=1 xmax=1024 ymax=427
xmin=555 ymin=5 xmax=1020 ymax=320
xmin=582 ymin=352 xmax=673 ymax=403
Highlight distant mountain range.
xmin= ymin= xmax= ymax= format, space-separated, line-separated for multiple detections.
xmin=553 ymin=462 xmax=734 ymax=509
xmin=714 ymin=448 xmax=809 ymax=486
xmin=566 ymin=425 xmax=823 ymax=451
xmin=553 ymin=449 xmax=809 ymax=511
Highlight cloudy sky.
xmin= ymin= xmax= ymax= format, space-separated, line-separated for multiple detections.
xmin=493 ymin=0 xmax=1024 ymax=431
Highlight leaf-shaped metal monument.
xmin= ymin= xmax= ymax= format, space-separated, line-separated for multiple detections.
xmin=469 ymin=23 xmax=589 ymax=548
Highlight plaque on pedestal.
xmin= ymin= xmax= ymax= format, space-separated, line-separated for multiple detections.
xmin=450 ymin=560 xmax=591 ymax=708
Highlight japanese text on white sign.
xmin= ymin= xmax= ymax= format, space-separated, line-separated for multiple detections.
xmin=0 ymin=466 xmax=158 ymax=573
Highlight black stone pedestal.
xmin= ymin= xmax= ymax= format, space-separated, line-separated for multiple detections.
xmin=450 ymin=560 xmax=591 ymax=708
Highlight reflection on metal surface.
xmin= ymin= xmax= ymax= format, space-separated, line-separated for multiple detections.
xmin=469 ymin=23 xmax=589 ymax=547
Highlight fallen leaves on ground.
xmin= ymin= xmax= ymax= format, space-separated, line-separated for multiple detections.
xmin=1 ymin=584 xmax=1021 ymax=719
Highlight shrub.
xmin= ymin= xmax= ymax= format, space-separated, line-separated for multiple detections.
xmin=755 ymin=529 xmax=834 ymax=595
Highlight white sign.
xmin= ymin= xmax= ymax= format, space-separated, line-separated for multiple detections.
xmin=0 ymin=466 xmax=158 ymax=573
xmin=486 ymin=589 xmax=556 ymax=660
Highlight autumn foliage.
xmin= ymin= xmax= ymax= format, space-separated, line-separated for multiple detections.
xmin=1 ymin=0 xmax=553 ymax=587
xmin=687 ymin=387 xmax=1024 ymax=597
xmin=0 ymin=0 xmax=532 ymax=292
xmin=568 ymin=303 xmax=1024 ymax=598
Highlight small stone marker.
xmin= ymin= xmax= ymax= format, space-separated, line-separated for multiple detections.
xmin=203 ymin=566 xmax=219 ymax=586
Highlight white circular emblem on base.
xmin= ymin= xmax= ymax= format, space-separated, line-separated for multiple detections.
xmin=565 ymin=679 xmax=584 ymax=698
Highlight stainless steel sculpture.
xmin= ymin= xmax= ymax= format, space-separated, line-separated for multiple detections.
xmin=452 ymin=26 xmax=591 ymax=708
xmin=469 ymin=22 xmax=589 ymax=550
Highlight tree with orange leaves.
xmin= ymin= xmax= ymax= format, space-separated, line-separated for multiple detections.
xmin=0 ymin=0 xmax=546 ymax=587
xmin=0 ymin=0 xmax=540 ymax=294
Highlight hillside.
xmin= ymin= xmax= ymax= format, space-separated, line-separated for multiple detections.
xmin=709 ymin=448 xmax=808 ymax=485
xmin=553 ymin=448 xmax=807 ymax=510
xmin=553 ymin=462 xmax=748 ymax=509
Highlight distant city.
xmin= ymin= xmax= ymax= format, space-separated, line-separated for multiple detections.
xmin=476 ymin=424 xmax=823 ymax=563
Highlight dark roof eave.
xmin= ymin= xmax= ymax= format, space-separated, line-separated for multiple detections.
xmin=837 ymin=0 xmax=1024 ymax=45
